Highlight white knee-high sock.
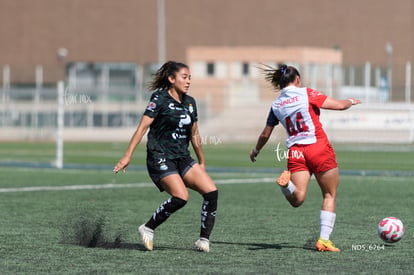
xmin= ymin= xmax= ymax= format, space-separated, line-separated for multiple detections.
xmin=280 ymin=181 xmax=295 ymax=196
xmin=320 ymin=210 xmax=336 ymax=240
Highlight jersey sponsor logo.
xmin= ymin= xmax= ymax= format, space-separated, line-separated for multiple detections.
xmin=171 ymin=114 xmax=192 ymax=140
xmin=172 ymin=132 xmax=188 ymax=139
xmin=277 ymin=96 xmax=300 ymax=107
xmin=178 ymin=114 xmax=191 ymax=128
xmin=168 ymin=103 xmax=183 ymax=110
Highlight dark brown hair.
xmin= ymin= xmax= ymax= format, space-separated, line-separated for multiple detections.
xmin=261 ymin=64 xmax=301 ymax=90
xmin=148 ymin=61 xmax=189 ymax=91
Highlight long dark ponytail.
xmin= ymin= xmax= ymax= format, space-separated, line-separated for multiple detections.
xmin=261 ymin=64 xmax=300 ymax=90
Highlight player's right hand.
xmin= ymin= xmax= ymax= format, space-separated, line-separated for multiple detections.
xmin=249 ymin=149 xmax=259 ymax=162
xmin=113 ymin=157 xmax=130 ymax=173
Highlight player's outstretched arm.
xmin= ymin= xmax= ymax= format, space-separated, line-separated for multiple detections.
xmin=113 ymin=115 xmax=154 ymax=173
xmin=321 ymin=97 xmax=361 ymax=110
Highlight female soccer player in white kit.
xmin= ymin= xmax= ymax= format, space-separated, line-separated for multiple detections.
xmin=250 ymin=64 xmax=361 ymax=252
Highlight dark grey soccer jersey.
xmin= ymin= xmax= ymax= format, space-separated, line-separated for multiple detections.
xmin=143 ymin=90 xmax=198 ymax=159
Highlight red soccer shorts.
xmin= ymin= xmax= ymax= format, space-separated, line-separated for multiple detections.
xmin=287 ymin=139 xmax=338 ymax=174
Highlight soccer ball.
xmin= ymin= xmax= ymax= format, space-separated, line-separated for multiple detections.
xmin=377 ymin=217 xmax=404 ymax=243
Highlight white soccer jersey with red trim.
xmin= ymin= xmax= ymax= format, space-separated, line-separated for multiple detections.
xmin=271 ymin=86 xmax=328 ymax=148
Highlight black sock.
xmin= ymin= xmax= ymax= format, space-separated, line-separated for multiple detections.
xmin=145 ymin=197 xmax=187 ymax=230
xmin=200 ymin=190 xmax=218 ymax=239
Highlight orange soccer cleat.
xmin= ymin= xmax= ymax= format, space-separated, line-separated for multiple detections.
xmin=315 ymin=238 xmax=341 ymax=252
xmin=276 ymin=170 xmax=291 ymax=187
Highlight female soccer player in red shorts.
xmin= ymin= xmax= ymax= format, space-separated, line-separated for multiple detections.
xmin=250 ymin=64 xmax=361 ymax=252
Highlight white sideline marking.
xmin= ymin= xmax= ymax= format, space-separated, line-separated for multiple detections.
xmin=0 ymin=178 xmax=275 ymax=193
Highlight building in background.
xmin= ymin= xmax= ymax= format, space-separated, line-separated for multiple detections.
xmin=0 ymin=0 xmax=412 ymax=101
xmin=187 ymin=46 xmax=342 ymax=113
xmin=0 ymin=0 xmax=413 ymax=143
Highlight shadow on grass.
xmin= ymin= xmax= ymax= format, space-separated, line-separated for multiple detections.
xmin=61 ymin=241 xmax=146 ymax=251
xmin=214 ymin=241 xmax=296 ymax=250
xmin=214 ymin=238 xmax=323 ymax=252
xmin=303 ymin=238 xmax=318 ymax=251
xmin=93 ymin=242 xmax=140 ymax=250
xmin=101 ymin=242 xmax=195 ymax=251
xmin=63 ymin=239 xmax=322 ymax=252
xmin=62 ymin=241 xmax=198 ymax=252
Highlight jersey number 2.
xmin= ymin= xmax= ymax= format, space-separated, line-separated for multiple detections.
xmin=286 ymin=112 xmax=309 ymax=136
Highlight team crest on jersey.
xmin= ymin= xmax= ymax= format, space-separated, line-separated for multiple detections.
xmin=146 ymin=101 xmax=157 ymax=112
xmin=188 ymin=103 xmax=194 ymax=113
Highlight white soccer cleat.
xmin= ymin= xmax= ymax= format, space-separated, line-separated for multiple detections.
xmin=194 ymin=237 xmax=210 ymax=252
xmin=138 ymin=224 xmax=154 ymax=251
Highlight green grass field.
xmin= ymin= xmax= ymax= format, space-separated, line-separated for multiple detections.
xmin=0 ymin=142 xmax=413 ymax=274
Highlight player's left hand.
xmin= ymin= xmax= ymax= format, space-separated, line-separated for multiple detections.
xmin=348 ymin=97 xmax=362 ymax=105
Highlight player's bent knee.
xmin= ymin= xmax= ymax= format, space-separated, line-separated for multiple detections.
xmin=289 ymin=197 xmax=305 ymax=208
xmin=171 ymin=196 xmax=188 ymax=209
xmin=290 ymin=200 xmax=304 ymax=208
xmin=168 ymin=188 xmax=189 ymax=201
